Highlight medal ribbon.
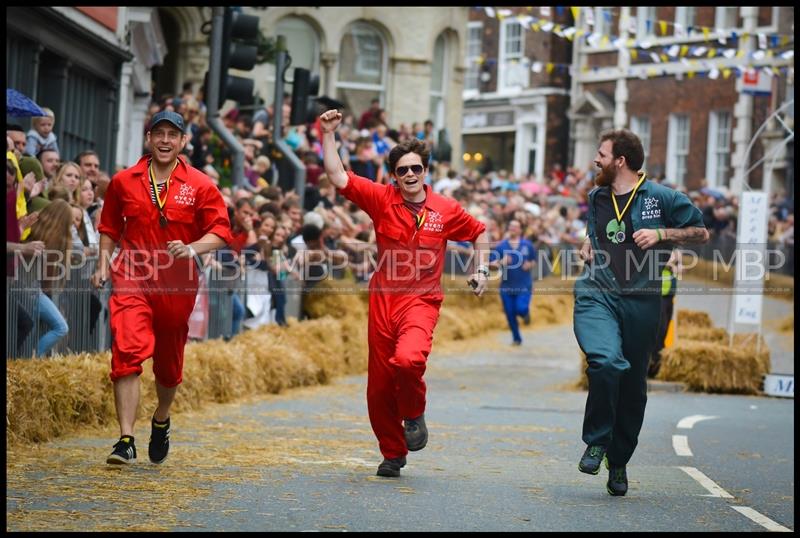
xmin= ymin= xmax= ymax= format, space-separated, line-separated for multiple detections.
xmin=411 ymin=207 xmax=427 ymax=241
xmin=611 ymin=173 xmax=646 ymax=224
xmin=149 ymin=160 xmax=178 ymax=212
xmin=415 ymin=207 xmax=427 ymax=230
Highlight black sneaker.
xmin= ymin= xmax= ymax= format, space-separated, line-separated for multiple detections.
xmin=404 ymin=414 xmax=428 ymax=452
xmin=107 ymin=436 xmax=137 ymax=465
xmin=376 ymin=456 xmax=407 ymax=477
xmin=578 ymin=445 xmax=607 ymax=475
xmin=607 ymin=463 xmax=628 ymax=496
xmin=148 ymin=416 xmax=171 ymax=464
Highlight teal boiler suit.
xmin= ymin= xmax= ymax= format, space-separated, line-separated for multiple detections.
xmin=573 ymin=178 xmax=705 ymax=466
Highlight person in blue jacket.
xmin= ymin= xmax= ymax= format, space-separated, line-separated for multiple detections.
xmin=575 ymin=129 xmax=709 ymax=497
xmin=490 ymin=219 xmax=537 ymax=345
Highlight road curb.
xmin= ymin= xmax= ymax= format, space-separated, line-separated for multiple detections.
xmin=647 ymin=380 xmax=687 ymax=393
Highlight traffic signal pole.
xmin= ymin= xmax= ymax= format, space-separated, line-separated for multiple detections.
xmin=272 ymin=36 xmax=307 ymax=206
xmin=207 ymin=6 xmax=245 ymax=190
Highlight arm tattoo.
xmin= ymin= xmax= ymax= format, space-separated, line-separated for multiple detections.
xmin=664 ymin=227 xmax=709 ymax=245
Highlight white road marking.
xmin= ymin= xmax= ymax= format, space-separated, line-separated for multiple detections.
xmin=676 ymin=415 xmax=719 ymax=429
xmin=672 ymin=435 xmax=693 ymax=456
xmin=678 ymin=466 xmax=734 ymax=498
xmin=731 ymin=506 xmax=792 ymax=532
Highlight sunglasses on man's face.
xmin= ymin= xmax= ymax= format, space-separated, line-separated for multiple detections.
xmin=395 ymin=164 xmax=424 ymax=177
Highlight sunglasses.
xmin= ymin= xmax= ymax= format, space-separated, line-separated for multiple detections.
xmin=395 ymin=164 xmax=424 ymax=177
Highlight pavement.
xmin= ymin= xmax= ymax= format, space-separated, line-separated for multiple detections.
xmin=6 ymin=312 xmax=794 ymax=532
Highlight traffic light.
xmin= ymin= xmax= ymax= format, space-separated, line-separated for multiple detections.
xmin=211 ymin=7 xmax=260 ymax=107
xmin=289 ymin=67 xmax=320 ymax=125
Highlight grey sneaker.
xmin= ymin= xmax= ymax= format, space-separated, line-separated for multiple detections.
xmin=404 ymin=414 xmax=428 ymax=452
xmin=376 ymin=456 xmax=407 ymax=477
xmin=578 ymin=445 xmax=607 ymax=475
xmin=607 ymin=464 xmax=628 ymax=496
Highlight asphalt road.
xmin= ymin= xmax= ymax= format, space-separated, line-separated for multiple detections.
xmin=6 ymin=321 xmax=793 ymax=532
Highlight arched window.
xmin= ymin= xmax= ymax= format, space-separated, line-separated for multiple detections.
xmin=337 ymin=22 xmax=387 ymax=118
xmin=264 ymin=17 xmax=320 ymax=102
xmin=429 ymin=33 xmax=448 ymax=130
xmin=276 ymin=16 xmax=320 ymax=77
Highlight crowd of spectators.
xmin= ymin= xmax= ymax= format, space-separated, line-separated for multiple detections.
xmin=6 ymin=83 xmax=795 ymax=356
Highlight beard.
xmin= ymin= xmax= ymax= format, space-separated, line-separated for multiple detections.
xmin=594 ymin=163 xmax=617 ymax=187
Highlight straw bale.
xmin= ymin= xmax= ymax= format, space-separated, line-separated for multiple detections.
xmin=658 ymin=337 xmax=770 ymax=394
xmin=677 ymin=309 xmax=713 ymax=329
xmin=7 ymin=276 xmax=575 ymax=446
xmin=6 ymin=352 xmax=117 ymax=444
xmin=778 ymin=314 xmax=793 ymax=333
xmin=678 ymin=326 xmax=729 ymax=343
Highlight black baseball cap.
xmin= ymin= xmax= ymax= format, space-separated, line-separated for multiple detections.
xmin=149 ymin=110 xmax=186 ymax=133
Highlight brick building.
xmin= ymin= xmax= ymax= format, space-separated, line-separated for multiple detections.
xmin=463 ymin=6 xmax=794 ymax=195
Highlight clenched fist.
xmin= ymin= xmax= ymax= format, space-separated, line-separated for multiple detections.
xmin=319 ymin=109 xmax=342 ymax=134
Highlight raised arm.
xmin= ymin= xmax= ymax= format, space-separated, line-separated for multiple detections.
xmin=320 ymin=109 xmax=349 ymax=190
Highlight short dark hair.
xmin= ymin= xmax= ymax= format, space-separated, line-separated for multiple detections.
xmin=235 ymin=197 xmax=255 ymax=210
xmin=387 ymin=138 xmax=430 ymax=173
xmin=6 ymin=124 xmax=25 ymax=133
xmin=37 ymin=148 xmax=59 ymax=161
xmin=74 ymin=150 xmax=99 ymax=166
xmin=301 ymin=223 xmax=322 ymax=243
xmin=599 ymin=129 xmax=644 ymax=172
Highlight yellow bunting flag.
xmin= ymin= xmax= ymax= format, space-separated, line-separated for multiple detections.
xmin=570 ymin=7 xmax=580 ymax=22
xmin=660 ymin=53 xmax=669 ymax=62
xmin=546 ymin=63 xmax=555 ymax=74
xmin=680 ymin=45 xmax=689 ymax=57
xmin=659 ymin=21 xmax=667 ymax=36
xmin=647 ymin=67 xmax=658 ymax=77
xmin=736 ymin=49 xmax=745 ymax=58
xmin=631 ymin=49 xmax=638 ymax=60
xmin=707 ymin=48 xmax=716 ymax=58
xmin=688 ymin=70 xmax=695 ymax=79
xmin=600 ymin=35 xmax=609 ymax=47
xmin=702 ymin=27 xmax=710 ymax=41
xmin=722 ymin=68 xmax=731 ymax=79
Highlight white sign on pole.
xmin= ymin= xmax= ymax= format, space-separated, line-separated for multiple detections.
xmin=737 ymin=191 xmax=768 ymax=245
xmin=733 ymin=191 xmax=768 ymax=326
xmin=734 ymin=294 xmax=764 ymax=324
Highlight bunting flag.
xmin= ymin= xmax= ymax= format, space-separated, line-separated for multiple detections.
xmin=469 ymin=6 xmax=794 ymax=82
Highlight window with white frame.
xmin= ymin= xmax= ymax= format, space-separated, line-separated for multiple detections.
xmin=637 ymin=7 xmax=657 ymax=38
xmin=499 ymin=19 xmax=526 ymax=90
xmin=464 ymin=22 xmax=483 ymax=92
xmin=630 ymin=116 xmax=651 ymax=171
xmin=675 ymin=7 xmax=696 ymax=31
xmin=337 ymin=22 xmax=386 ymax=117
xmin=715 ymin=7 xmax=738 ymax=29
xmin=706 ymin=111 xmax=732 ymax=187
xmin=594 ymin=8 xmax=612 ymax=37
xmin=430 ymin=33 xmax=448 ymax=130
xmin=667 ymin=114 xmax=690 ymax=185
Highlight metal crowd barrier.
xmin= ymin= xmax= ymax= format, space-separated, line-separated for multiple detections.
xmin=7 ymin=253 xmax=41 ymax=359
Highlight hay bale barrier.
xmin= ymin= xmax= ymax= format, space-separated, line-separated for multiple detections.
xmin=573 ymin=308 xmax=771 ymax=395
xmin=660 ymin=309 xmax=770 ymax=394
xmin=7 ymin=276 xmax=574 ymax=446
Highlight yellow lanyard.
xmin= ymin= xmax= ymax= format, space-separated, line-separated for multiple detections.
xmin=611 ymin=173 xmax=646 ymax=222
xmin=148 ymin=160 xmax=178 ymax=211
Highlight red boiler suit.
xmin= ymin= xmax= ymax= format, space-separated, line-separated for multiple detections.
xmin=98 ymin=155 xmax=233 ymax=387
xmin=338 ymin=171 xmax=486 ymax=459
